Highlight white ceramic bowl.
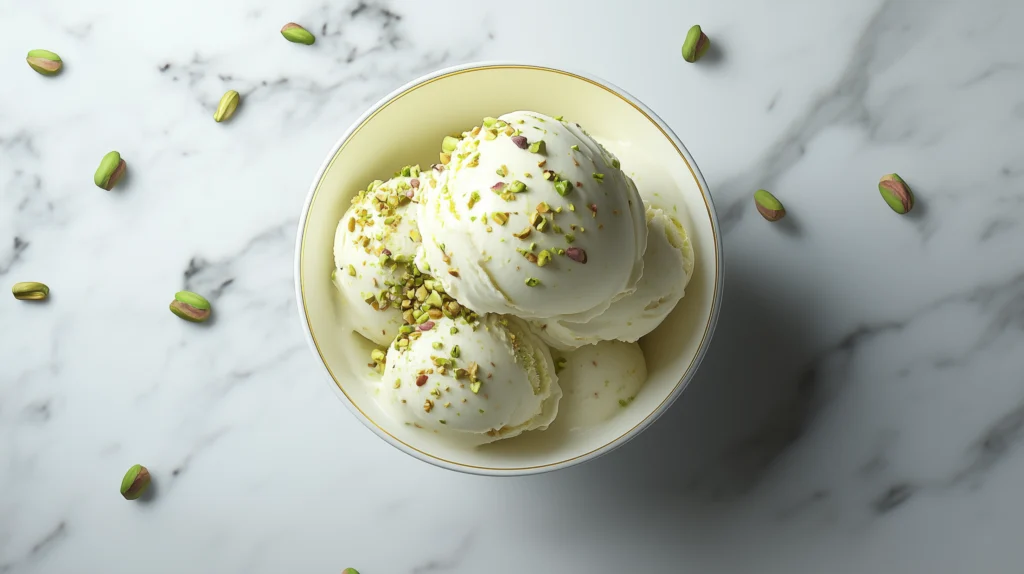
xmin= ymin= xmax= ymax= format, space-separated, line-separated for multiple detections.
xmin=295 ymin=63 xmax=723 ymax=476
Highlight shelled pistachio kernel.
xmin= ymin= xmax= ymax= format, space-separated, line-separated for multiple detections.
xmin=169 ymin=290 xmax=211 ymax=322
xmin=26 ymin=49 xmax=62 ymax=76
xmin=120 ymin=464 xmax=151 ymax=500
xmin=682 ymin=25 xmax=711 ymax=63
xmin=12 ymin=282 xmax=49 ymax=300
xmin=214 ymin=90 xmax=240 ymax=122
xmin=753 ymin=189 xmax=786 ymax=222
xmin=280 ymin=22 xmax=315 ymax=45
xmin=342 ymin=570 xmax=360 ymax=574
xmin=441 ymin=136 xmax=460 ymax=153
xmin=94 ymin=151 xmax=127 ymax=190
xmin=878 ymin=173 xmax=914 ymax=214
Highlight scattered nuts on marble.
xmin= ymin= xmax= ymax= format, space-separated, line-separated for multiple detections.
xmin=169 ymin=290 xmax=212 ymax=323
xmin=682 ymin=25 xmax=710 ymax=63
xmin=214 ymin=90 xmax=240 ymax=123
xmin=12 ymin=282 xmax=49 ymax=300
xmin=878 ymin=173 xmax=914 ymax=214
xmin=280 ymin=22 xmax=316 ymax=45
xmin=120 ymin=464 xmax=151 ymax=500
xmin=26 ymin=49 xmax=62 ymax=76
xmin=754 ymin=189 xmax=786 ymax=222
xmin=94 ymin=151 xmax=127 ymax=190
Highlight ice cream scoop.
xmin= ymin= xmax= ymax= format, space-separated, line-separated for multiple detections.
xmin=532 ymin=204 xmax=695 ymax=349
xmin=333 ymin=169 xmax=439 ymax=345
xmin=554 ymin=340 xmax=647 ymax=429
xmin=377 ymin=314 xmax=560 ymax=443
xmin=417 ymin=111 xmax=647 ymax=323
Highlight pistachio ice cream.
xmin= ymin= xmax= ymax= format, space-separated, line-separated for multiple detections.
xmin=532 ymin=204 xmax=695 ymax=349
xmin=417 ymin=111 xmax=648 ymax=322
xmin=333 ymin=169 xmax=439 ymax=345
xmin=554 ymin=341 xmax=647 ymax=429
xmin=378 ymin=315 xmax=561 ymax=442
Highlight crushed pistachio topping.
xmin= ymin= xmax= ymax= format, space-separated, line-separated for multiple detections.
xmin=508 ymin=180 xmax=527 ymax=194
xmin=528 ymin=140 xmax=546 ymax=154
xmin=496 ymin=165 xmax=509 ymax=177
xmin=592 ymin=172 xmax=605 ymax=182
xmin=555 ymin=357 xmax=567 ymax=374
xmin=424 ymin=399 xmax=434 ymax=413
xmin=537 ymin=250 xmax=552 ymax=267
xmin=525 ymin=277 xmax=541 ymax=287
xmin=618 ymin=396 xmax=636 ymax=407
xmin=564 ymin=233 xmax=575 ymax=244
xmin=570 ymin=144 xmax=579 ymax=151
xmin=491 ymin=212 xmax=509 ymax=226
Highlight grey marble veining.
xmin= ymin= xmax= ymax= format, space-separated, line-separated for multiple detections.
xmin=3 ymin=0 xmax=1024 ymax=572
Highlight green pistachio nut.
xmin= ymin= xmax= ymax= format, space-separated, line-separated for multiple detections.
xmin=281 ymin=22 xmax=315 ymax=45
xmin=169 ymin=290 xmax=211 ymax=322
xmin=120 ymin=464 xmax=151 ymax=500
xmin=441 ymin=135 xmax=460 ymax=153
xmin=682 ymin=25 xmax=711 ymax=63
xmin=94 ymin=151 xmax=127 ymax=190
xmin=754 ymin=189 xmax=786 ymax=222
xmin=26 ymin=49 xmax=62 ymax=76
xmin=878 ymin=173 xmax=914 ymax=214
xmin=342 ymin=569 xmax=360 ymax=574
xmin=214 ymin=90 xmax=240 ymax=123
xmin=12 ymin=281 xmax=49 ymax=300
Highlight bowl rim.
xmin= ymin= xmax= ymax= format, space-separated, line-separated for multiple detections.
xmin=294 ymin=61 xmax=724 ymax=476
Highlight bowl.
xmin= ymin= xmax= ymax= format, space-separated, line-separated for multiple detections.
xmin=294 ymin=62 xmax=723 ymax=476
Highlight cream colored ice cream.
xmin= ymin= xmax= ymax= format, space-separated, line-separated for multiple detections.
xmin=333 ymin=168 xmax=440 ymax=345
xmin=378 ymin=314 xmax=560 ymax=442
xmin=554 ymin=341 xmax=647 ymax=429
xmin=532 ymin=204 xmax=695 ymax=349
xmin=417 ymin=111 xmax=647 ymax=322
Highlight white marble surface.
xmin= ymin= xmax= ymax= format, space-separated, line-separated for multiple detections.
xmin=3 ymin=0 xmax=1024 ymax=572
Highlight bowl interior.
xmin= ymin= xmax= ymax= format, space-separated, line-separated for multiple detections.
xmin=298 ymin=65 xmax=720 ymax=473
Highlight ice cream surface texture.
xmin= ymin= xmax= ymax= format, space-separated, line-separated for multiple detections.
xmin=554 ymin=341 xmax=647 ymax=429
xmin=417 ymin=111 xmax=648 ymax=322
xmin=333 ymin=169 xmax=439 ymax=345
xmin=533 ymin=204 xmax=695 ymax=349
xmin=378 ymin=315 xmax=561 ymax=442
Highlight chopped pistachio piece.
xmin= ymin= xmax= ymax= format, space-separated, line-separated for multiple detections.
xmin=528 ymin=140 xmax=546 ymax=154
xmin=441 ymin=136 xmax=459 ymax=153
xmin=508 ymin=180 xmax=527 ymax=193
xmin=537 ymin=250 xmax=552 ymax=267
xmin=525 ymin=277 xmax=541 ymax=287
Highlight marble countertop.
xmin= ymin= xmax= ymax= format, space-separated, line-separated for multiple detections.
xmin=4 ymin=0 xmax=1024 ymax=572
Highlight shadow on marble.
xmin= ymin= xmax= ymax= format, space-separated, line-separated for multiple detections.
xmin=541 ymin=266 xmax=819 ymax=510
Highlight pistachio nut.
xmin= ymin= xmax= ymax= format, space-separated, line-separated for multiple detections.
xmin=682 ymin=25 xmax=711 ymax=63
xmin=342 ymin=570 xmax=360 ymax=574
xmin=12 ymin=281 xmax=49 ymax=300
xmin=280 ymin=22 xmax=316 ymax=45
xmin=754 ymin=189 xmax=786 ymax=222
xmin=878 ymin=173 xmax=914 ymax=214
xmin=120 ymin=464 xmax=151 ymax=500
xmin=94 ymin=151 xmax=127 ymax=190
xmin=26 ymin=49 xmax=63 ymax=76
xmin=441 ymin=136 xmax=460 ymax=153
xmin=214 ymin=90 xmax=240 ymax=123
xmin=169 ymin=290 xmax=211 ymax=322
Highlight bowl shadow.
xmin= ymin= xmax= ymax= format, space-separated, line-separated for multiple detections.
xmin=538 ymin=265 xmax=820 ymax=509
